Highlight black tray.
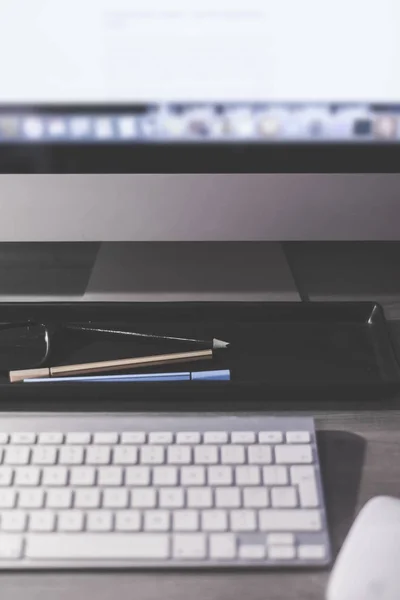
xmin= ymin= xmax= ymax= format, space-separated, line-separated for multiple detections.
xmin=0 ymin=301 xmax=399 ymax=410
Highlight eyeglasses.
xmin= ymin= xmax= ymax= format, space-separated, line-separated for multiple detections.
xmin=0 ymin=322 xmax=127 ymax=372
xmin=0 ymin=321 xmax=222 ymax=373
xmin=0 ymin=322 xmax=52 ymax=372
xmin=0 ymin=321 xmax=216 ymax=373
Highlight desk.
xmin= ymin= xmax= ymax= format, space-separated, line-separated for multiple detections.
xmin=1 ymin=408 xmax=400 ymax=600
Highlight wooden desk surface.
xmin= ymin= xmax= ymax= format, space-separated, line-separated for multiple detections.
xmin=1 ymin=407 xmax=400 ymax=600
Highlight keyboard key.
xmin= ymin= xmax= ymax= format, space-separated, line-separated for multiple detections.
xmin=11 ymin=433 xmax=36 ymax=445
xmin=85 ymin=446 xmax=111 ymax=465
xmin=176 ymin=432 xmax=201 ymax=444
xmin=144 ymin=510 xmax=170 ymax=532
xmin=239 ymin=544 xmax=265 ymax=559
xmin=173 ymin=510 xmax=199 ymax=531
xmin=298 ymin=480 xmax=319 ymax=508
xmin=0 ymin=468 xmax=13 ymax=487
xmin=235 ymin=466 xmax=260 ymax=486
xmin=18 ymin=489 xmax=44 ymax=509
xmin=167 ymin=445 xmax=191 ymax=464
xmin=231 ymin=432 xmax=256 ymax=444
xmin=0 ymin=535 xmax=23 ymax=559
xmin=258 ymin=432 xmax=283 ymax=444
xmin=87 ymin=510 xmax=113 ymax=532
xmin=187 ymin=487 xmax=213 ymax=508
xmin=57 ymin=510 xmax=85 ymax=532
xmin=125 ymin=466 xmax=150 ymax=486
xmin=121 ymin=432 xmax=146 ymax=444
xmin=46 ymin=489 xmax=72 ymax=509
xmin=115 ymin=511 xmax=141 ymax=532
xmin=149 ymin=432 xmax=173 ymax=444
xmin=268 ymin=545 xmax=296 ymax=560
xmin=69 ymin=466 xmax=96 ymax=487
xmin=259 ymin=509 xmax=322 ymax=531
xmin=66 ymin=433 xmax=91 ymax=445
xmin=38 ymin=432 xmax=63 ymax=445
xmin=247 ymin=445 xmax=272 ymax=464
xmin=1 ymin=511 xmax=27 ymax=532
xmin=14 ymin=467 xmax=40 ymax=487
xmin=286 ymin=432 xmax=311 ymax=444
xmin=221 ymin=446 xmax=245 ymax=465
xmin=113 ymin=446 xmax=138 ymax=465
xmin=153 ymin=466 xmax=178 ymax=486
xmin=159 ymin=488 xmax=184 ymax=508
xmin=74 ymin=488 xmax=101 ymax=509
xmin=26 ymin=534 xmax=170 ymax=559
xmin=209 ymin=534 xmax=236 ymax=559
xmin=208 ymin=466 xmax=233 ymax=486
xmin=275 ymin=445 xmax=313 ymax=464
xmin=29 ymin=511 xmax=56 ymax=532
xmin=215 ymin=487 xmax=241 ymax=508
xmin=0 ymin=489 xmax=16 ymax=508
xmin=93 ymin=433 xmax=119 ymax=444
xmin=263 ymin=466 xmax=288 ymax=485
xmin=271 ymin=486 xmax=298 ymax=508
xmin=291 ymin=466 xmax=319 ymax=508
xmin=194 ymin=446 xmax=218 ymax=465
xmin=131 ymin=488 xmax=157 ymax=508
xmin=32 ymin=446 xmax=58 ymax=465
xmin=203 ymin=432 xmax=228 ymax=444
xmin=0 ymin=433 xmax=8 ymax=445
xmin=243 ymin=487 xmax=269 ymax=508
xmin=201 ymin=510 xmax=228 ymax=532
xmin=290 ymin=465 xmax=316 ymax=483
xmin=97 ymin=466 xmax=123 ymax=487
xmin=59 ymin=446 xmax=84 ymax=465
xmin=173 ymin=534 xmax=206 ymax=559
xmin=103 ymin=488 xmax=129 ymax=508
xmin=267 ymin=533 xmax=295 ymax=545
xmin=4 ymin=446 xmax=30 ymax=465
xmin=298 ymin=544 xmax=326 ymax=559
xmin=181 ymin=466 xmax=205 ymax=486
xmin=140 ymin=446 xmax=164 ymax=465
xmin=230 ymin=510 xmax=256 ymax=532
xmin=42 ymin=467 xmax=68 ymax=487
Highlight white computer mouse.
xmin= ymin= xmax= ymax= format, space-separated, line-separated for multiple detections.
xmin=327 ymin=496 xmax=400 ymax=600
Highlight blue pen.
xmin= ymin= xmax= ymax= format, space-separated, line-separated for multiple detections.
xmin=23 ymin=369 xmax=231 ymax=383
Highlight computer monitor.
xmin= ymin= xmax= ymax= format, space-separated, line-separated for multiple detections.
xmin=0 ymin=0 xmax=399 ymax=172
xmin=0 ymin=3 xmax=399 ymax=246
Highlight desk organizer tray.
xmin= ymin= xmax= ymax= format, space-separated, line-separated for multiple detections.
xmin=0 ymin=301 xmax=399 ymax=408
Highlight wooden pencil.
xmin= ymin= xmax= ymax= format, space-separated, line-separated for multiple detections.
xmin=10 ymin=349 xmax=213 ymax=383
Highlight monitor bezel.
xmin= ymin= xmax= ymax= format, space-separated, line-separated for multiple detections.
xmin=0 ymin=103 xmax=398 ymax=173
xmin=0 ymin=143 xmax=398 ymax=173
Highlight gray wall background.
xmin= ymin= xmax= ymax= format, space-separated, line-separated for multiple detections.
xmin=0 ymin=242 xmax=400 ymax=319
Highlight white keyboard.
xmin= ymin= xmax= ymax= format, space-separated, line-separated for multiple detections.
xmin=0 ymin=414 xmax=330 ymax=569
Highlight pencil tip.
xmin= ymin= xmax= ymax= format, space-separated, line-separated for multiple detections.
xmin=213 ymin=338 xmax=230 ymax=349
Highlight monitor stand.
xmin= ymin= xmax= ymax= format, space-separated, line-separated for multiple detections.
xmin=84 ymin=242 xmax=300 ymax=302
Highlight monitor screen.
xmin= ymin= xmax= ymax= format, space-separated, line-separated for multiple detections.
xmin=1 ymin=0 xmax=399 ymax=171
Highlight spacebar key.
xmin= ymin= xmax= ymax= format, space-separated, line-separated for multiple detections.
xmin=26 ymin=534 xmax=170 ymax=560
